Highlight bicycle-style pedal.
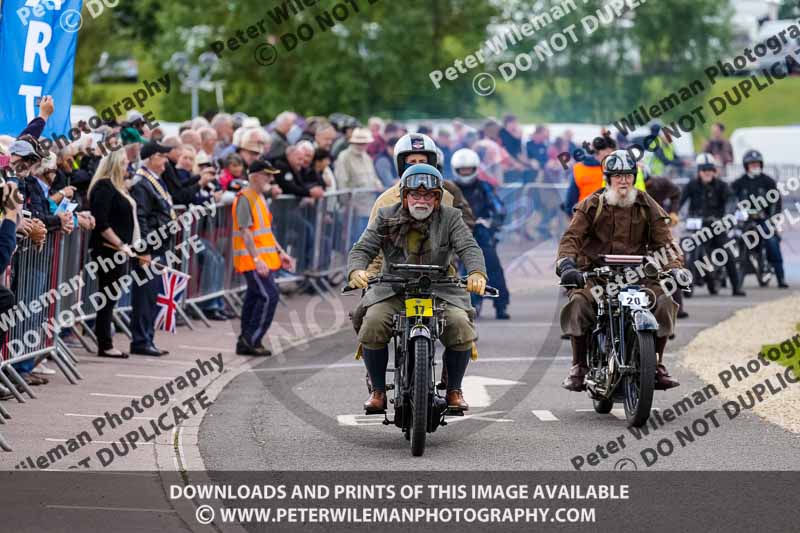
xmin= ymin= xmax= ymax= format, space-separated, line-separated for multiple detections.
xmin=364 ymin=409 xmax=386 ymax=416
xmin=385 ymin=384 xmax=395 ymax=391
xmin=445 ymin=409 xmax=465 ymax=417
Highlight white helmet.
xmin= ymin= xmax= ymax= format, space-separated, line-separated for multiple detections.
xmin=451 ymin=148 xmax=480 ymax=184
xmin=695 ymin=152 xmax=718 ymax=172
xmin=394 ymin=133 xmax=438 ymax=175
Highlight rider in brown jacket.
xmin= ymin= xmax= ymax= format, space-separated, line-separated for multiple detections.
xmin=557 ymin=150 xmax=682 ymax=392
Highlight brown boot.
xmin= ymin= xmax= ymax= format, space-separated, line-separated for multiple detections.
xmin=446 ymin=389 xmax=469 ymax=411
xmin=561 ymin=364 xmax=588 ymax=391
xmin=363 ymin=391 xmax=386 ymax=413
xmin=655 ymin=364 xmax=680 ymax=390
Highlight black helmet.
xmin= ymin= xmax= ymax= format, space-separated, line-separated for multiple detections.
xmin=601 ymin=149 xmax=637 ymax=176
xmin=742 ymin=149 xmax=763 ymax=167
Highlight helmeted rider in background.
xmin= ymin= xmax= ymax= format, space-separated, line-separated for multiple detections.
xmin=451 ymin=148 xmax=510 ymax=320
xmin=679 ymin=153 xmax=746 ymax=296
xmin=557 ymin=150 xmax=682 ymax=392
xmin=347 ymin=164 xmax=487 ymax=413
xmin=731 ymin=150 xmax=789 ymax=289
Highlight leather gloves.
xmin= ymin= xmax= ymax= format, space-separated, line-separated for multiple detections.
xmin=349 ymin=269 xmax=370 ymax=289
xmin=557 ymin=258 xmax=585 ymax=288
xmin=466 ymin=272 xmax=487 ymax=295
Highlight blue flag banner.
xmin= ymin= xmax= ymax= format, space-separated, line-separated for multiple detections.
xmin=0 ymin=0 xmax=83 ymax=137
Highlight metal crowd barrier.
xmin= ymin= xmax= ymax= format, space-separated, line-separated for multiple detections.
xmin=0 ymin=227 xmax=85 ymax=450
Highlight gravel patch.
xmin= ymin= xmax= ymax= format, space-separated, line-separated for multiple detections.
xmin=679 ymin=294 xmax=800 ymax=433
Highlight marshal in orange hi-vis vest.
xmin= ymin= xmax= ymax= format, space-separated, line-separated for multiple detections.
xmin=232 ymin=189 xmax=281 ymax=273
xmin=573 ymin=162 xmax=604 ymax=202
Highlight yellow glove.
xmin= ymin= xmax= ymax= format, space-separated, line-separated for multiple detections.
xmin=466 ymin=272 xmax=487 ymax=296
xmin=668 ymin=212 xmax=679 ymax=227
xmin=349 ymin=269 xmax=370 ymax=289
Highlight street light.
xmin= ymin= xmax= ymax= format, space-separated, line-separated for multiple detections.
xmin=164 ymin=50 xmax=225 ymax=118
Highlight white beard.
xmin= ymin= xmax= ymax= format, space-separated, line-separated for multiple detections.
xmin=605 ymin=187 xmax=638 ymax=208
xmin=410 ymin=204 xmax=434 ymax=220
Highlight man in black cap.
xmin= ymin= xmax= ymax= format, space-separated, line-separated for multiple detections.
xmin=231 ymin=159 xmax=295 ymax=356
xmin=130 ymin=141 xmax=175 ymax=356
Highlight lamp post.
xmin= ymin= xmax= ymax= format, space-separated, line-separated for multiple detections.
xmin=164 ymin=50 xmax=224 ymax=118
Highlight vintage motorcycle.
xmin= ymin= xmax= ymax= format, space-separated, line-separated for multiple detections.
xmin=562 ymin=255 xmax=688 ymax=427
xmin=344 ymin=264 xmax=498 ymax=456
xmin=731 ymin=208 xmax=774 ymax=287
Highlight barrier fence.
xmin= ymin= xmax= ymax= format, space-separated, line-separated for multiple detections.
xmin=3 ymin=171 xmax=800 ymax=452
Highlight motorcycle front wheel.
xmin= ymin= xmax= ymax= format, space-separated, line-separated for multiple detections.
xmin=623 ymin=332 xmax=656 ymax=428
xmin=410 ymin=337 xmax=431 ymax=457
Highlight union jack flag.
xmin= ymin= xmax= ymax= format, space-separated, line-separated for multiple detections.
xmin=155 ymin=270 xmax=189 ymax=333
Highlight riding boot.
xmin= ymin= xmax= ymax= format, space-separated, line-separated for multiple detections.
xmin=562 ymin=335 xmax=588 ymax=392
xmin=726 ymin=261 xmax=746 ymax=296
xmin=444 ymin=348 xmax=471 ymax=411
xmin=705 ymin=275 xmax=718 ymax=295
xmin=362 ymin=346 xmax=389 ymax=412
xmin=654 ymin=336 xmax=680 ymax=390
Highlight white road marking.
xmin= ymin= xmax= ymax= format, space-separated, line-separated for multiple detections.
xmin=461 ymin=376 xmax=524 ymax=408
xmin=45 ymin=438 xmax=154 ymax=446
xmin=90 ymin=393 xmax=140 ymax=399
xmin=46 ymin=505 xmax=175 ymax=513
xmin=337 ymin=414 xmax=385 ymax=426
xmin=178 ymin=345 xmax=235 ymax=354
xmin=531 ymin=410 xmax=559 ymax=421
xmin=115 ymin=373 xmax=174 ymax=380
xmin=64 ymin=413 xmax=156 ymax=421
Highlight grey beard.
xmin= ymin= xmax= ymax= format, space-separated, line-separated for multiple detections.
xmin=605 ymin=187 xmax=637 ymax=208
xmin=410 ymin=204 xmax=434 ymax=220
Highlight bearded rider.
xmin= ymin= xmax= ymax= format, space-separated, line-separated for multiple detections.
xmin=557 ymin=150 xmax=682 ymax=391
xmin=347 ymin=164 xmax=488 ymax=413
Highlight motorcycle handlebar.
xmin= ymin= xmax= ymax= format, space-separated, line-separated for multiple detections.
xmin=341 ymin=275 xmax=500 ymax=298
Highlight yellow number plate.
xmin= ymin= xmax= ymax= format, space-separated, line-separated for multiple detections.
xmin=405 ymin=298 xmax=433 ymax=317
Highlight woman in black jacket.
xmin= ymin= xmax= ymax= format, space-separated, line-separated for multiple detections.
xmin=88 ymin=150 xmax=139 ymax=358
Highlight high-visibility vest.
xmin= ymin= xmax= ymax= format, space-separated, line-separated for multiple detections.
xmin=635 ymin=167 xmax=647 ymax=192
xmin=232 ymin=188 xmax=281 ymax=273
xmin=574 ymin=162 xmax=604 ymax=202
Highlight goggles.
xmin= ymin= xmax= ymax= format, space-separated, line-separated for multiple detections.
xmin=402 ymin=173 xmax=442 ymax=191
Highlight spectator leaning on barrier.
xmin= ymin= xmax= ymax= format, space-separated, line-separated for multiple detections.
xmin=231 ymin=159 xmax=296 ymax=356
xmin=88 ymin=149 xmax=139 ymax=358
xmin=0 ymin=181 xmax=23 ymax=399
xmin=11 ymin=139 xmax=73 ymax=233
xmin=271 ymin=141 xmax=323 ymax=199
xmin=130 ymin=141 xmax=175 ymax=357
xmin=313 ymin=149 xmax=336 ymax=193
xmin=526 ymin=125 xmax=550 ymax=173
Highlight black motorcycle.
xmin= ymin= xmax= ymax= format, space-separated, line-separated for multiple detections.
xmin=343 ymin=264 xmax=498 ymax=456
xmin=563 ymin=255 xmax=685 ymax=427
xmin=731 ymin=209 xmax=774 ymax=287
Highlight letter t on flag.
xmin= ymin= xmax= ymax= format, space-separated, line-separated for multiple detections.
xmin=0 ymin=0 xmax=84 ymax=137
xmin=155 ymin=271 xmax=189 ymax=333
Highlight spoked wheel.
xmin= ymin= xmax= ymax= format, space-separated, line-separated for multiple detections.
xmin=623 ymin=332 xmax=656 ymax=427
xmin=410 ymin=338 xmax=431 ymax=456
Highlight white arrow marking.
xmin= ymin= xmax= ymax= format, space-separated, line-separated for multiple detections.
xmin=460 ymin=376 xmax=524 ymax=408
xmin=532 ymin=410 xmax=559 ymax=421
